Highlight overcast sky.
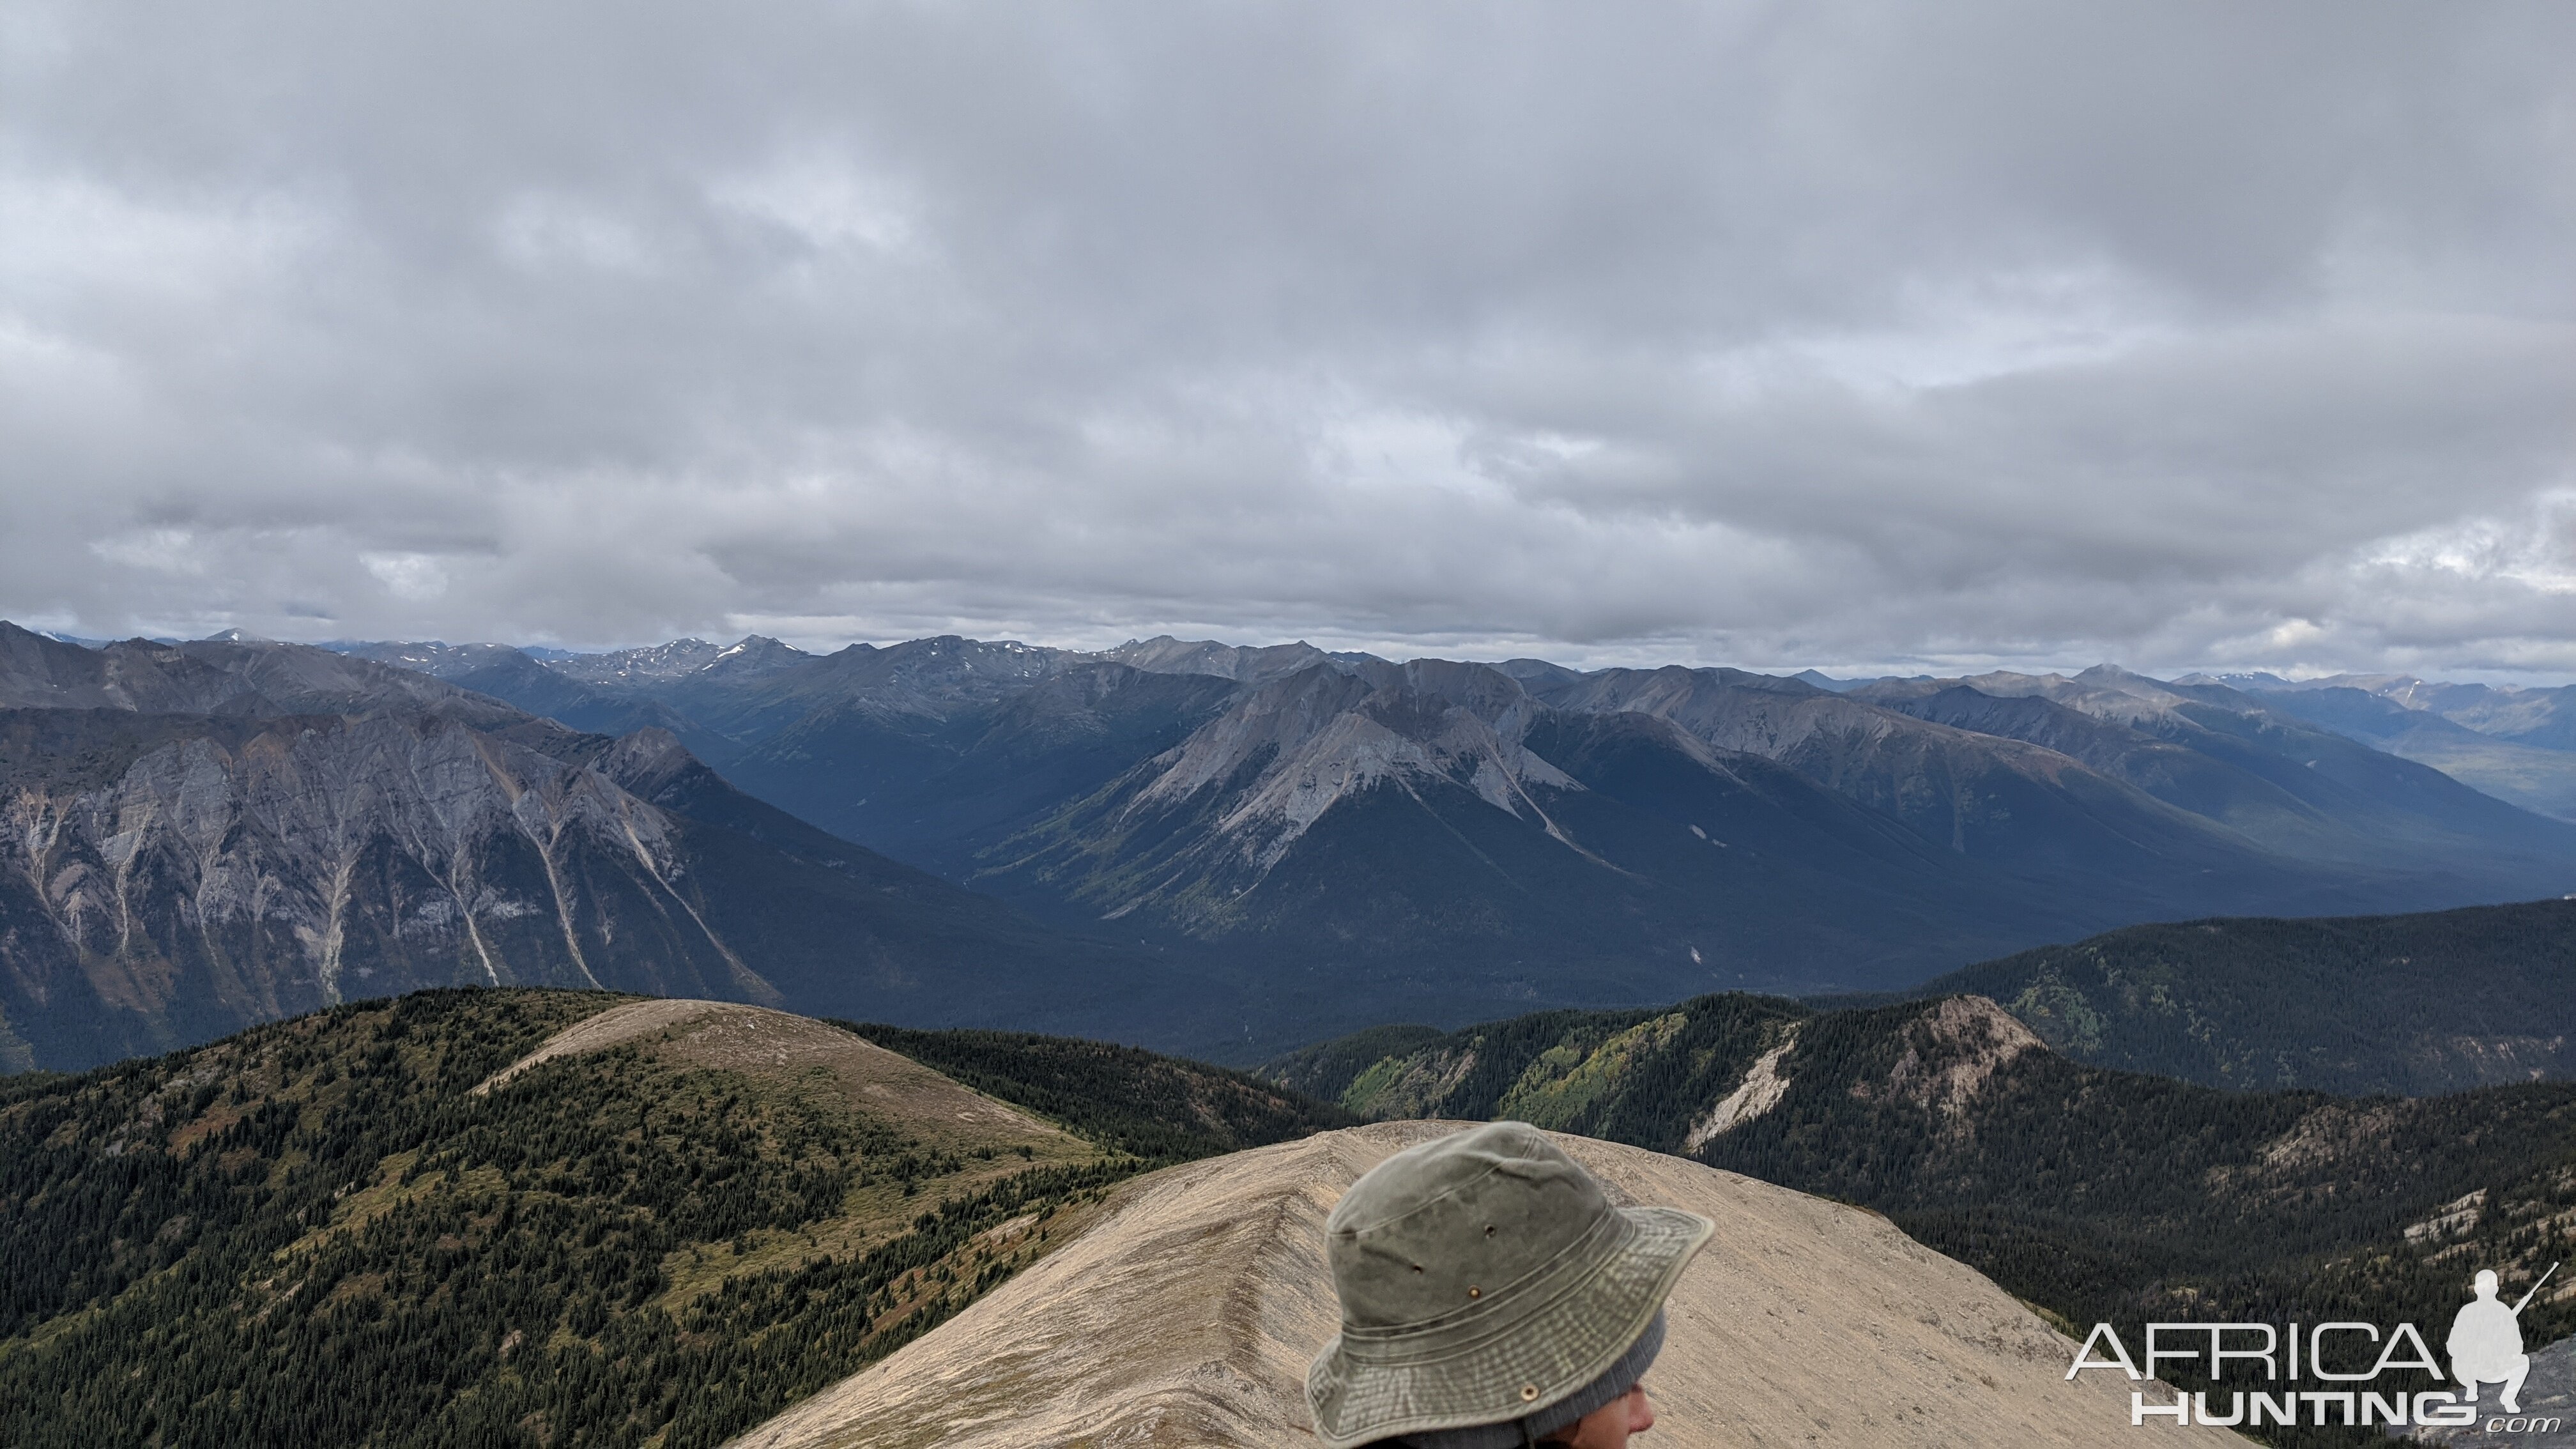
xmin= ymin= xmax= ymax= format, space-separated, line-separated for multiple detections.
xmin=3 ymin=2 xmax=2571 ymax=677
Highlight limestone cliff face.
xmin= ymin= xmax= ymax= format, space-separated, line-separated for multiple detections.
xmin=0 ymin=710 xmax=776 ymax=1068
xmin=979 ymin=661 xmax=1593 ymax=928
xmin=1126 ymin=661 xmax=1579 ymax=872
xmin=0 ymin=627 xmax=1183 ymax=1073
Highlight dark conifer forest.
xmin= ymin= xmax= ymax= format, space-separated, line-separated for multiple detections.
xmin=0 ymin=990 xmax=1333 ymax=1448
xmin=841 ymin=1021 xmax=1353 ymax=1162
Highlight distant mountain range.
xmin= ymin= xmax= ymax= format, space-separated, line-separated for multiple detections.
xmin=2186 ymin=670 xmax=2576 ymax=822
xmin=327 ymin=631 xmax=2576 ymax=1025
xmin=0 ymin=624 xmax=1194 ymax=1072
xmin=19 ymin=620 xmax=2576 ymax=1069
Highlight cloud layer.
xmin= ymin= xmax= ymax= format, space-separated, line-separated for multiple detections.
xmin=4 ymin=1 xmax=2572 ymax=674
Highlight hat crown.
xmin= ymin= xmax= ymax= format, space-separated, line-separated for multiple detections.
xmin=1326 ymin=1123 xmax=1616 ymax=1332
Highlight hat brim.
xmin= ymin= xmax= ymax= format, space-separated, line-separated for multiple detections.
xmin=1307 ymin=1204 xmax=1713 ymax=1449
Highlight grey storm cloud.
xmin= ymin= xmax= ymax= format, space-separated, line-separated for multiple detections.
xmin=2 ymin=0 xmax=2571 ymax=675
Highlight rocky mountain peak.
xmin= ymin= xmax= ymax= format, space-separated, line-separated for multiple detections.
xmin=709 ymin=635 xmax=808 ymax=671
xmin=171 ymin=636 xmax=521 ymax=722
xmin=0 ymin=707 xmax=712 ymax=1025
xmin=0 ymin=624 xmax=270 ymax=714
xmin=787 ymin=635 xmax=1077 ymax=712
xmin=1864 ymin=995 xmax=2047 ymax=1119
xmin=1101 ymin=635 xmax=1360 ymax=685
xmin=543 ymin=638 xmax=728 ymax=686
xmin=1127 ymin=661 xmax=1578 ymax=868
xmin=594 ymin=725 xmax=698 ymax=798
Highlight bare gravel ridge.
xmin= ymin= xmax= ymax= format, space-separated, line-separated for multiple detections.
xmin=727 ymin=1121 xmax=2243 ymax=1448
xmin=474 ymin=997 xmax=1071 ymax=1155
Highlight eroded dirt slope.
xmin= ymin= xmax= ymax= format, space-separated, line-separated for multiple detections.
xmin=728 ymin=1121 xmax=2242 ymax=1448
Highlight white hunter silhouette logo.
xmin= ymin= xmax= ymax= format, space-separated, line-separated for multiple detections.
xmin=2066 ymin=1261 xmax=2561 ymax=1429
xmin=2451 ymin=1262 xmax=2556 ymax=1414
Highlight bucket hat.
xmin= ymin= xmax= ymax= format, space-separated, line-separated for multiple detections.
xmin=1308 ymin=1123 xmax=1713 ymax=1448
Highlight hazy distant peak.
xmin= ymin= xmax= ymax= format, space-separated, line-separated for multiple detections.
xmin=866 ymin=633 xmax=1072 ymax=676
xmin=1854 ymin=664 xmax=2204 ymax=727
xmin=332 ymin=640 xmax=528 ymax=671
xmin=714 ymin=634 xmax=804 ymax=661
xmin=696 ymin=636 xmax=812 ymax=681
xmin=1386 ymin=656 xmax=1538 ymax=721
xmin=0 ymin=621 xmax=254 ymax=712
xmin=542 ymin=638 xmax=728 ymax=686
xmin=1847 ymin=675 xmax=1966 ymax=703
xmin=1494 ymin=657 xmax=1588 ymax=689
xmin=0 ymin=624 xmax=488 ymax=719
xmin=1954 ymin=669 xmax=2073 ymax=694
xmin=2244 ymin=671 xmax=2426 ymax=694
xmin=2067 ymin=663 xmax=2188 ymax=698
xmin=168 ymin=635 xmax=533 ymax=724
xmin=1100 ymin=635 xmax=1352 ymax=685
xmin=2175 ymin=670 xmax=2296 ymax=690
xmin=1117 ymin=659 xmax=1575 ymax=870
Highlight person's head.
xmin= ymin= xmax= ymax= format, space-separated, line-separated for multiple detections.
xmin=1540 ymin=1383 xmax=1655 ymax=1448
xmin=2476 ymin=1269 xmax=2500 ymax=1298
xmin=1306 ymin=1122 xmax=1713 ymax=1449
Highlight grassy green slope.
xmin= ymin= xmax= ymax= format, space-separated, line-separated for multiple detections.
xmin=0 ymin=989 xmax=1337 ymax=1449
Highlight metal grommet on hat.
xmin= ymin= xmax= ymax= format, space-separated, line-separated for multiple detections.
xmin=1305 ymin=1123 xmax=1713 ymax=1449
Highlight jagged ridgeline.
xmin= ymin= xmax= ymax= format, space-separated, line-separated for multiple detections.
xmin=0 ymin=988 xmax=1341 ymax=1449
xmin=0 ymin=625 xmax=1188 ymax=1073
xmin=1265 ymin=993 xmax=2576 ymax=1449
xmin=281 ymin=627 xmax=2576 ymax=1050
